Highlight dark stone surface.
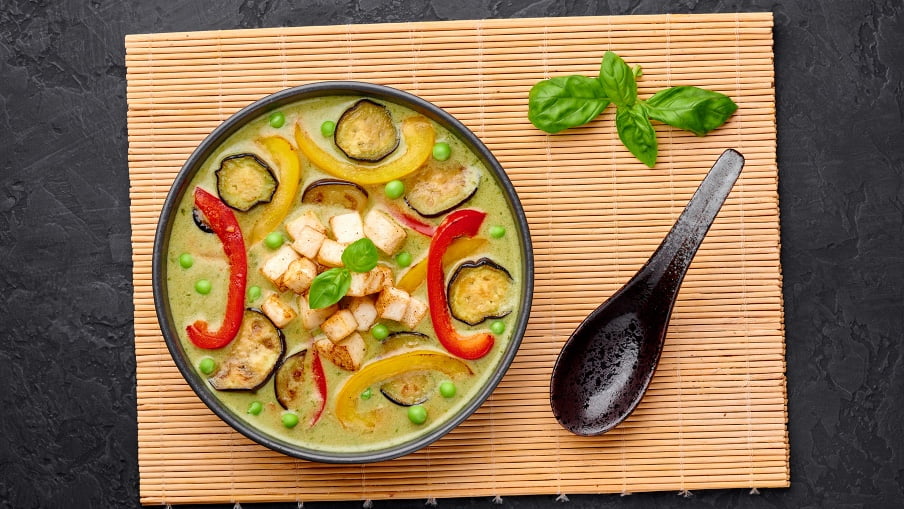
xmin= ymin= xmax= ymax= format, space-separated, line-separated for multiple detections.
xmin=1 ymin=0 xmax=902 ymax=507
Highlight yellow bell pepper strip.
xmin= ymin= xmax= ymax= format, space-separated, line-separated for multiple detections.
xmin=294 ymin=116 xmax=435 ymax=185
xmin=185 ymin=187 xmax=248 ymax=349
xmin=396 ymin=237 xmax=487 ymax=293
xmin=250 ymin=136 xmax=300 ymax=244
xmin=427 ymin=209 xmax=495 ymax=360
xmin=335 ymin=350 xmax=472 ymax=430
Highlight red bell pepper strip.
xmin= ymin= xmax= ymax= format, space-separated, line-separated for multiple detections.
xmin=185 ymin=187 xmax=248 ymax=349
xmin=310 ymin=350 xmax=327 ymax=426
xmin=386 ymin=204 xmax=436 ymax=237
xmin=426 ymin=209 xmax=494 ymax=360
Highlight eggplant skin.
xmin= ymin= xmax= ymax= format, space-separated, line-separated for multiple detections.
xmin=380 ymin=331 xmax=430 ymax=354
xmin=403 ymin=161 xmax=481 ymax=218
xmin=447 ymin=258 xmax=514 ymax=326
xmin=380 ymin=371 xmax=434 ymax=407
xmin=334 ymin=99 xmax=400 ymax=162
xmin=192 ymin=207 xmax=215 ymax=233
xmin=208 ymin=309 xmax=286 ymax=392
xmin=274 ymin=349 xmax=308 ymax=410
xmin=301 ymin=178 xmax=369 ymax=213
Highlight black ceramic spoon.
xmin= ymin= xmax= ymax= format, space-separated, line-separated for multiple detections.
xmin=549 ymin=149 xmax=745 ymax=436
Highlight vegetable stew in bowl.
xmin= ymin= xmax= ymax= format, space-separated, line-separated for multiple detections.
xmin=153 ymin=82 xmax=533 ymax=463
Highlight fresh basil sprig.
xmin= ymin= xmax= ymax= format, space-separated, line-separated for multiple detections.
xmin=528 ymin=50 xmax=738 ymax=167
xmin=308 ymin=238 xmax=379 ymax=309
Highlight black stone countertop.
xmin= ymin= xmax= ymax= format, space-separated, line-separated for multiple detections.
xmin=1 ymin=1 xmax=902 ymax=508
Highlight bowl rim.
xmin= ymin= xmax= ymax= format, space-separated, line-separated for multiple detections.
xmin=152 ymin=81 xmax=534 ymax=463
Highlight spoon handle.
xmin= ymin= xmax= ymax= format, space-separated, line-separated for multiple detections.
xmin=644 ymin=149 xmax=745 ymax=287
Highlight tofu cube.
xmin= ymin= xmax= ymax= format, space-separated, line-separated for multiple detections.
xmin=286 ymin=210 xmax=326 ymax=239
xmin=259 ymin=245 xmax=300 ymax=291
xmin=316 ymin=239 xmax=347 ymax=267
xmin=329 ymin=212 xmax=365 ymax=244
xmin=282 ymin=257 xmax=318 ymax=294
xmin=290 ymin=226 xmax=326 ymax=259
xmin=371 ymin=264 xmax=394 ymax=291
xmin=321 ymin=309 xmax=358 ymax=343
xmin=375 ymin=286 xmax=411 ymax=322
xmin=299 ymin=293 xmax=338 ymax=330
xmin=401 ymin=296 xmax=428 ymax=328
xmin=260 ymin=293 xmax=297 ymax=328
xmin=348 ymin=295 xmax=378 ymax=331
xmin=363 ymin=210 xmax=407 ymax=255
xmin=346 ymin=267 xmax=383 ymax=297
xmin=315 ymin=332 xmax=366 ymax=371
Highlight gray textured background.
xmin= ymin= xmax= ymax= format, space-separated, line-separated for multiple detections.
xmin=1 ymin=0 xmax=902 ymax=508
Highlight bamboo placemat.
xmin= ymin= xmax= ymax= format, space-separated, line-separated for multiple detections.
xmin=127 ymin=13 xmax=787 ymax=505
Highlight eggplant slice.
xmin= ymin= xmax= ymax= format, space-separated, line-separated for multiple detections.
xmin=215 ymin=153 xmax=278 ymax=212
xmin=334 ymin=99 xmax=399 ymax=162
xmin=447 ymin=258 xmax=514 ymax=326
xmin=192 ymin=207 xmax=214 ymax=233
xmin=208 ymin=309 xmax=286 ymax=391
xmin=403 ymin=160 xmax=480 ymax=217
xmin=380 ymin=371 xmax=435 ymax=406
xmin=301 ymin=178 xmax=369 ymax=213
xmin=380 ymin=331 xmax=430 ymax=354
xmin=274 ymin=349 xmax=307 ymax=410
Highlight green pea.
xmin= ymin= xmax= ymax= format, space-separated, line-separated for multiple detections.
xmin=371 ymin=323 xmax=389 ymax=341
xmin=439 ymin=381 xmax=457 ymax=398
xmin=395 ymin=251 xmax=412 ymax=268
xmin=198 ymin=357 xmax=216 ymax=375
xmin=490 ymin=320 xmax=506 ymax=334
xmin=264 ymin=232 xmax=284 ymax=249
xmin=384 ymin=179 xmax=405 ymax=199
xmin=281 ymin=412 xmax=300 ymax=428
xmin=195 ymin=279 xmax=212 ymax=295
xmin=361 ymin=388 xmax=373 ymax=400
xmin=178 ymin=253 xmax=194 ymax=269
xmin=489 ymin=225 xmax=506 ymax=239
xmin=320 ymin=120 xmax=336 ymax=137
xmin=268 ymin=111 xmax=286 ymax=128
xmin=248 ymin=285 xmax=262 ymax=302
xmin=407 ymin=405 xmax=428 ymax=425
xmin=432 ymin=141 xmax=451 ymax=161
xmin=247 ymin=401 xmax=263 ymax=415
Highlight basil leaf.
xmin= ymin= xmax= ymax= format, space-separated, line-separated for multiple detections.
xmin=341 ymin=237 xmax=379 ymax=273
xmin=646 ymin=86 xmax=738 ymax=136
xmin=527 ymin=75 xmax=609 ymax=133
xmin=598 ymin=51 xmax=637 ymax=107
xmin=615 ymin=103 xmax=658 ymax=168
xmin=308 ymin=268 xmax=351 ymax=309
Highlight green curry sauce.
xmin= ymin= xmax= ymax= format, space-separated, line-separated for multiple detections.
xmin=166 ymin=96 xmax=523 ymax=454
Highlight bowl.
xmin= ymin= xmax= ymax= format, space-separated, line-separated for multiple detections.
xmin=153 ymin=81 xmax=533 ymax=463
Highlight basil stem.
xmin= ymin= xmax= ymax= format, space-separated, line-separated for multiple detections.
xmin=308 ymin=267 xmax=351 ymax=309
xmin=527 ymin=75 xmax=610 ymax=134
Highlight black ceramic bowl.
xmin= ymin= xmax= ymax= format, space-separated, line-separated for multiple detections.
xmin=152 ymin=81 xmax=534 ymax=463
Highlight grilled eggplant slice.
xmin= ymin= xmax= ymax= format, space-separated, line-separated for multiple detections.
xmin=380 ymin=371 xmax=434 ymax=406
xmin=334 ymin=99 xmax=399 ymax=162
xmin=215 ymin=153 xmax=278 ymax=212
xmin=381 ymin=331 xmax=430 ymax=353
xmin=403 ymin=160 xmax=480 ymax=217
xmin=192 ymin=207 xmax=214 ymax=233
xmin=274 ymin=349 xmax=307 ymax=410
xmin=447 ymin=258 xmax=514 ymax=326
xmin=301 ymin=178 xmax=369 ymax=213
xmin=208 ymin=309 xmax=286 ymax=391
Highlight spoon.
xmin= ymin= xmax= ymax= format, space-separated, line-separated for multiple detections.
xmin=549 ymin=149 xmax=745 ymax=436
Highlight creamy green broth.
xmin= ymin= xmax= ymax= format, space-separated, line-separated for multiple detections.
xmin=166 ymin=95 xmax=523 ymax=453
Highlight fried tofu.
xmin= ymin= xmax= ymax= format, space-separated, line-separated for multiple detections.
xmin=348 ymin=295 xmax=378 ymax=331
xmin=259 ymin=245 xmax=300 ymax=291
xmin=400 ymin=296 xmax=428 ymax=328
xmin=260 ymin=293 xmax=297 ymax=328
xmin=375 ymin=286 xmax=411 ymax=322
xmin=321 ymin=309 xmax=358 ymax=343
xmin=298 ymin=293 xmax=338 ymax=330
xmin=286 ymin=210 xmax=326 ymax=239
xmin=314 ymin=332 xmax=366 ymax=371
xmin=363 ymin=209 xmax=407 ymax=255
xmin=290 ymin=226 xmax=326 ymax=259
xmin=329 ymin=212 xmax=365 ymax=244
xmin=282 ymin=257 xmax=318 ymax=294
xmin=316 ymin=239 xmax=347 ymax=267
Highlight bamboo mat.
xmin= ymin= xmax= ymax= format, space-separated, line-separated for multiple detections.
xmin=127 ymin=13 xmax=787 ymax=505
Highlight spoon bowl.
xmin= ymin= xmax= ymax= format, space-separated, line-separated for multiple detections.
xmin=550 ymin=149 xmax=745 ymax=436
